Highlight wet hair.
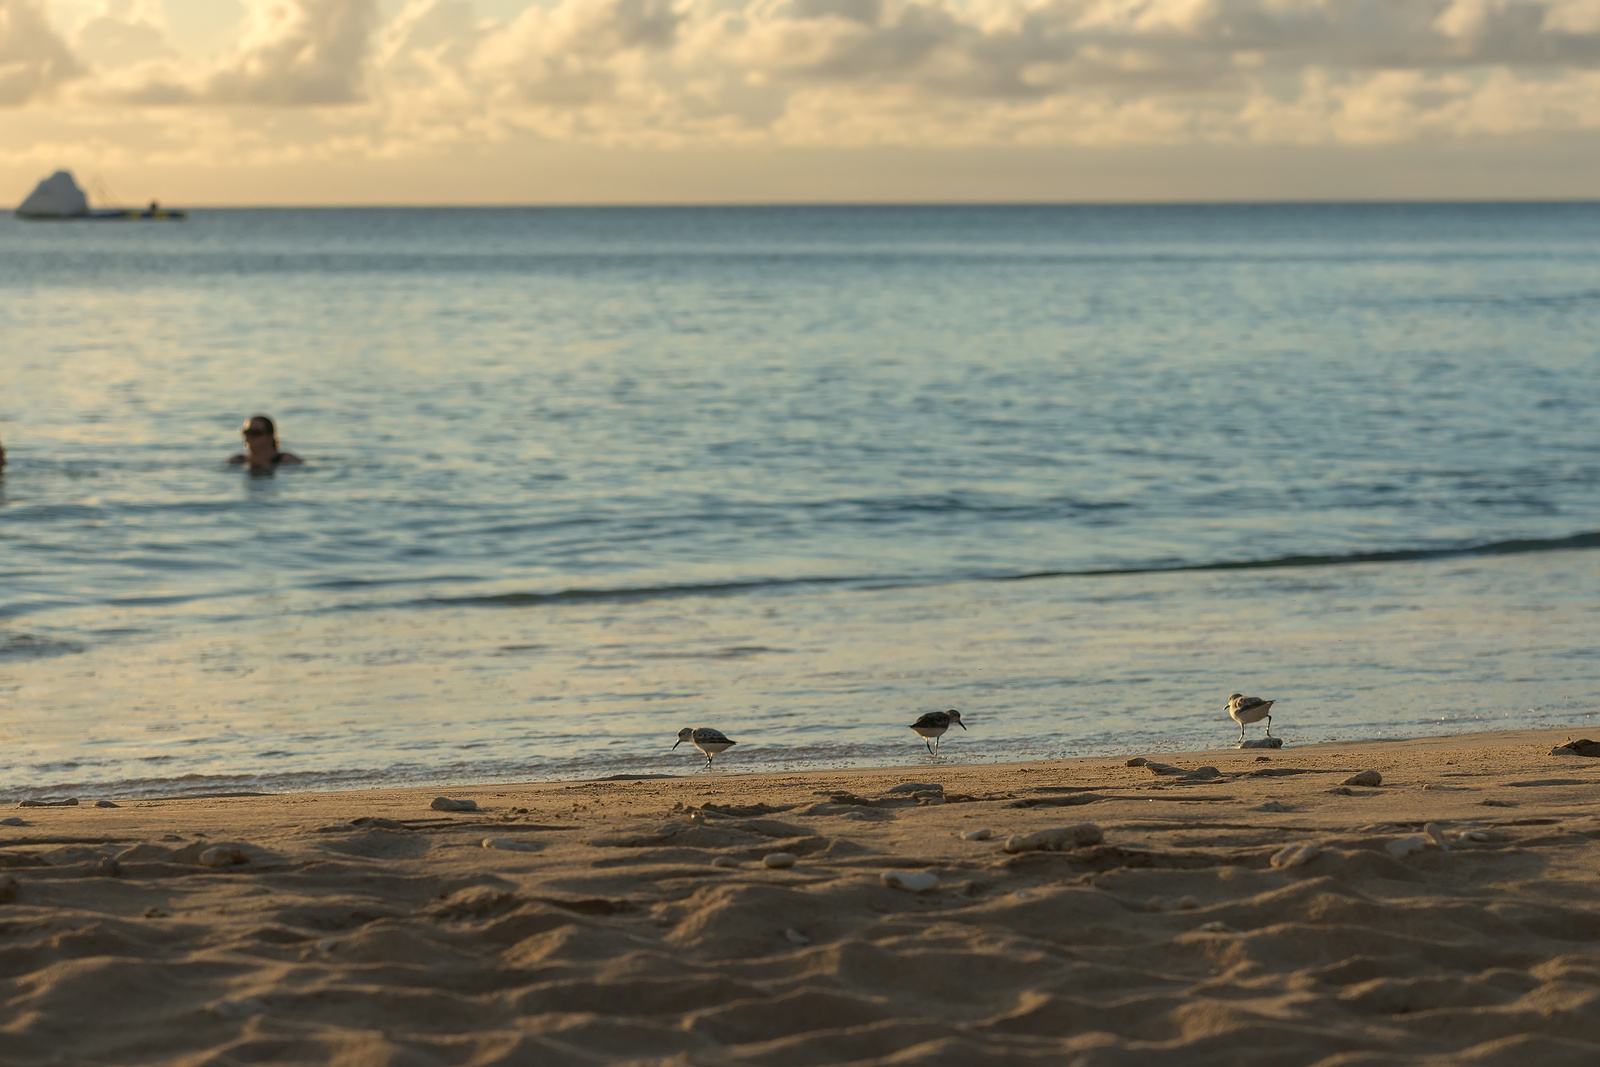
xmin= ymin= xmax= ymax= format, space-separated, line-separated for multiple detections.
xmin=245 ymin=415 xmax=276 ymax=437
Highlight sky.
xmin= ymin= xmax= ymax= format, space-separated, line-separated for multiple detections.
xmin=4 ymin=0 xmax=1600 ymax=204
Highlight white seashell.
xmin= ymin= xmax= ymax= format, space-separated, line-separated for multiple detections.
xmin=1003 ymin=823 xmax=1103 ymax=853
xmin=783 ymin=927 xmax=811 ymax=945
xmin=481 ymin=837 xmax=538 ymax=852
xmin=762 ymin=852 xmax=797 ymax=869
xmin=1269 ymin=843 xmax=1321 ymax=869
xmin=198 ymin=846 xmax=248 ymax=868
xmin=880 ymin=870 xmax=939 ymax=893
xmin=960 ymin=828 xmax=993 ymax=841
xmin=1424 ymin=823 xmax=1451 ymax=852
xmin=1385 ymin=835 xmax=1427 ymax=859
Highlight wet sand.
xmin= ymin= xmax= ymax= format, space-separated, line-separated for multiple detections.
xmin=5 ymin=729 xmax=1600 ymax=1065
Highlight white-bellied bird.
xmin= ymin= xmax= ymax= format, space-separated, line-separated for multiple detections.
xmin=909 ymin=709 xmax=965 ymax=755
xmin=675 ymin=727 xmax=737 ymax=768
xmin=1226 ymin=693 xmax=1275 ymax=743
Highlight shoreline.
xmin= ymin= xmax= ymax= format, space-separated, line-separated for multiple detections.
xmin=5 ymin=725 xmax=1600 ymax=1063
xmin=10 ymin=723 xmax=1600 ymax=806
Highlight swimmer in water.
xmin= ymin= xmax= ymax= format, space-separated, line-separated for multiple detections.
xmin=228 ymin=415 xmax=302 ymax=471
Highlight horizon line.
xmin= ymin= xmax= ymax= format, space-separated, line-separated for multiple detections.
xmin=45 ymin=196 xmax=1600 ymax=211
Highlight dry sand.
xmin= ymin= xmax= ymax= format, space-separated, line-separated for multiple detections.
xmin=5 ymin=729 xmax=1600 ymax=1065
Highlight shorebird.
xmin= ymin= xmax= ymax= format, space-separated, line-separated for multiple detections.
xmin=909 ymin=710 xmax=965 ymax=755
xmin=674 ymin=727 xmax=737 ymax=769
xmin=1226 ymin=693 xmax=1275 ymax=743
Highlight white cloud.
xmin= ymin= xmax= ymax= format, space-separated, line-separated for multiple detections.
xmin=96 ymin=0 xmax=377 ymax=105
xmin=11 ymin=0 xmax=1600 ymax=154
xmin=0 ymin=0 xmax=82 ymax=104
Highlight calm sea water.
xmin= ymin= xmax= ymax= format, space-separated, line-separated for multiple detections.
xmin=2 ymin=205 xmax=1598 ymax=799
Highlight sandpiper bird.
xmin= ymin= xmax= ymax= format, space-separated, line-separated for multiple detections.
xmin=1226 ymin=693 xmax=1275 ymax=743
xmin=675 ymin=727 xmax=737 ymax=769
xmin=909 ymin=709 xmax=965 ymax=755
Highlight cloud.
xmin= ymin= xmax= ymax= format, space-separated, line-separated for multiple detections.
xmin=13 ymin=0 xmax=1600 ymax=154
xmin=72 ymin=0 xmax=173 ymax=70
xmin=208 ymin=0 xmax=377 ymax=104
xmin=0 ymin=0 xmax=82 ymax=104
xmin=102 ymin=0 xmax=377 ymax=105
xmin=412 ymin=0 xmax=1600 ymax=146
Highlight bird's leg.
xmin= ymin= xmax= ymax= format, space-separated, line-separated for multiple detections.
xmin=1238 ymin=722 xmax=1246 ymax=743
xmin=1265 ymin=714 xmax=1272 ymax=738
xmin=705 ymin=752 xmax=713 ymax=769
xmin=924 ymin=738 xmax=934 ymax=755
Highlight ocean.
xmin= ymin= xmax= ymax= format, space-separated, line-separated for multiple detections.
xmin=2 ymin=204 xmax=1597 ymax=800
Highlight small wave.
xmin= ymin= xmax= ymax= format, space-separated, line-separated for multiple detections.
xmin=1012 ymin=529 xmax=1600 ymax=581
xmin=0 ymin=632 xmax=86 ymax=661
xmin=408 ymin=574 xmax=883 ymax=608
xmin=395 ymin=529 xmax=1600 ymax=610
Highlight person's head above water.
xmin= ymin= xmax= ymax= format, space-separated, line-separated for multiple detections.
xmin=228 ymin=414 xmax=302 ymax=470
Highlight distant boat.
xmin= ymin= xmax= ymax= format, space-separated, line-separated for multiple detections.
xmin=15 ymin=170 xmax=185 ymax=221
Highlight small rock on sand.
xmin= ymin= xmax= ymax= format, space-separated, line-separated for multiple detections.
xmin=1343 ymin=770 xmax=1383 ymax=787
xmin=431 ymin=797 xmax=479 ymax=812
xmin=881 ymin=870 xmax=939 ymax=893
xmin=1145 ymin=763 xmax=1220 ymax=780
xmin=0 ymin=818 xmax=24 ymax=826
xmin=886 ymin=782 xmax=942 ymax=794
xmin=711 ymin=856 xmax=739 ymax=868
xmin=960 ymin=828 xmax=994 ymax=841
xmin=1124 ymin=757 xmax=1148 ymax=767
xmin=1237 ymin=737 xmax=1284 ymax=750
xmin=94 ymin=858 xmax=123 ymax=878
xmin=783 ymin=927 xmax=811 ymax=945
xmin=1196 ymin=921 xmax=1236 ymax=934
xmin=840 ymin=811 xmax=868 ymax=821
xmin=763 ymin=852 xmax=797 ymax=869
xmin=207 ymin=997 xmax=268 ymax=1020
xmin=1424 ymin=822 xmax=1452 ymax=852
xmin=1003 ymin=823 xmax=1103 ymax=854
xmin=94 ymin=800 xmax=119 ymax=808
xmin=1385 ymin=835 xmax=1428 ymax=859
xmin=1270 ymin=843 xmax=1321 ymax=869
xmin=481 ymin=837 xmax=539 ymax=853
xmin=18 ymin=798 xmax=77 ymax=808
xmin=1255 ymin=801 xmax=1289 ymax=813
xmin=198 ymin=846 xmax=249 ymax=868
xmin=1148 ymin=895 xmax=1198 ymax=911
xmin=1551 ymin=737 xmax=1600 ymax=757
xmin=0 ymin=875 xmax=17 ymax=903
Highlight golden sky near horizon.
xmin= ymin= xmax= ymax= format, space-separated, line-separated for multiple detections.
xmin=4 ymin=0 xmax=1600 ymax=204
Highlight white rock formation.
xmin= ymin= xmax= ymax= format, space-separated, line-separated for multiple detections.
xmin=16 ymin=171 xmax=91 ymax=218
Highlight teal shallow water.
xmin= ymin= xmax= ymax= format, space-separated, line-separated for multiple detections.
xmin=1 ymin=205 xmax=1597 ymax=797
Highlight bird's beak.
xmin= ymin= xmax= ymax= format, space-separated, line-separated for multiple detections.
xmin=958 ymin=722 xmax=967 ymax=730
xmin=672 ymin=739 xmax=683 ymax=749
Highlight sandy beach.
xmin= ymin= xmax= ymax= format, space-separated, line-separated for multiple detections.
xmin=4 ymin=729 xmax=1600 ymax=1065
